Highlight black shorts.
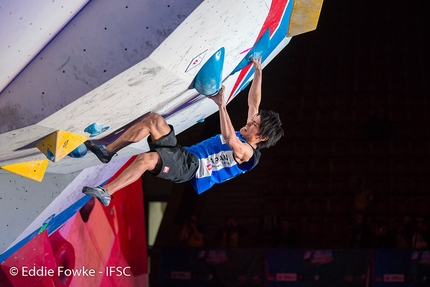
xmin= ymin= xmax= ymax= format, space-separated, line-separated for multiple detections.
xmin=148 ymin=125 xmax=198 ymax=183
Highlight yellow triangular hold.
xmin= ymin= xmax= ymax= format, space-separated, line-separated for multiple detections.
xmin=35 ymin=130 xmax=88 ymax=162
xmin=1 ymin=159 xmax=49 ymax=182
xmin=287 ymin=0 xmax=324 ymax=37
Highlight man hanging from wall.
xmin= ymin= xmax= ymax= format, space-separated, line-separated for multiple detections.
xmin=82 ymin=57 xmax=284 ymax=206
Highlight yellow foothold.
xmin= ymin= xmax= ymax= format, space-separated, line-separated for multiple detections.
xmin=35 ymin=130 xmax=88 ymax=162
xmin=1 ymin=159 xmax=49 ymax=182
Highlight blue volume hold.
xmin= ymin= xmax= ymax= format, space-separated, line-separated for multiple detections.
xmin=193 ymin=47 xmax=225 ymax=96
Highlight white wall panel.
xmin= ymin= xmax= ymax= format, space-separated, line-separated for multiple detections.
xmin=0 ymin=171 xmax=79 ymax=253
xmin=0 ymin=0 xmax=203 ymax=133
xmin=0 ymin=0 xmax=90 ymax=93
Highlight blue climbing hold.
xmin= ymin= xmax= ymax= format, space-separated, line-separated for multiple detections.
xmin=68 ymin=143 xmax=88 ymax=158
xmin=84 ymin=122 xmax=110 ymax=138
xmin=46 ymin=149 xmax=55 ymax=161
xmin=193 ymin=47 xmax=225 ymax=96
xmin=231 ymin=28 xmax=270 ymax=75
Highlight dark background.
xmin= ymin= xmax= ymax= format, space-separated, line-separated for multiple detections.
xmin=146 ymin=0 xmax=430 ymax=249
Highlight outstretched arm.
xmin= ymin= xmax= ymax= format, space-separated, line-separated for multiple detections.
xmin=209 ymin=86 xmax=254 ymax=164
xmin=247 ymin=56 xmax=262 ymax=121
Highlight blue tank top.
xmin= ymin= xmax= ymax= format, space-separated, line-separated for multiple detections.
xmin=184 ymin=132 xmax=261 ymax=194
